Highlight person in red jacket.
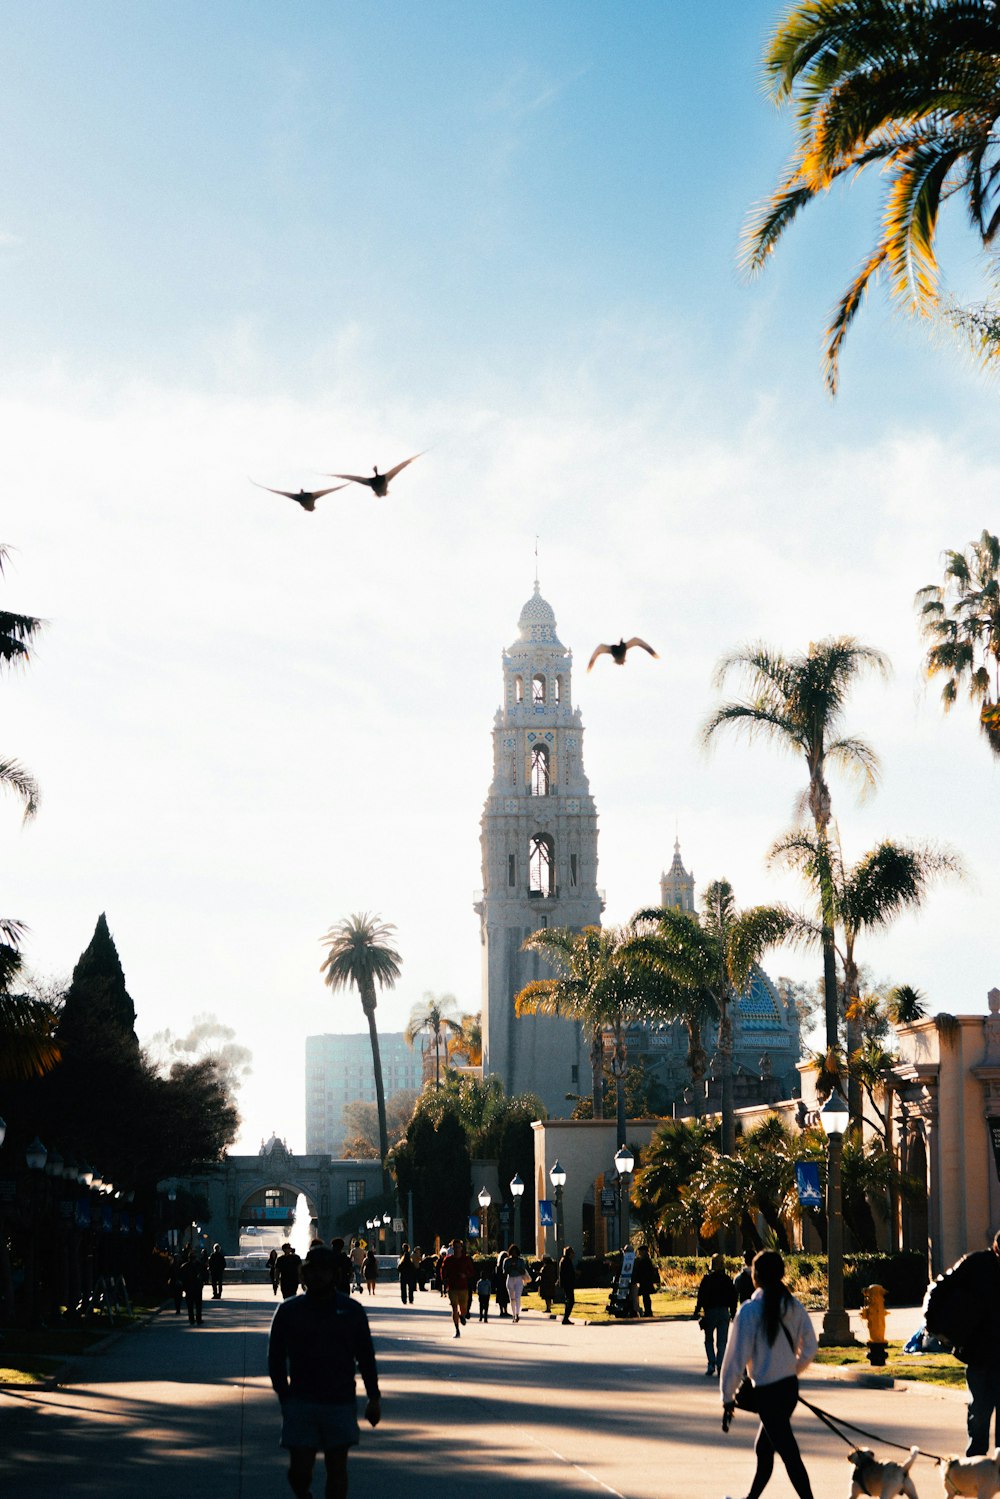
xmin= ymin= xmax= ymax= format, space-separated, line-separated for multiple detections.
xmin=441 ymin=1237 xmax=476 ymax=1338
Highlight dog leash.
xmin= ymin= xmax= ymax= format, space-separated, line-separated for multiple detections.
xmin=797 ymin=1396 xmax=946 ymax=1464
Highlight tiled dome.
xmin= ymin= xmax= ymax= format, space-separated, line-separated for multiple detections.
xmin=515 ymin=581 xmax=562 ymax=645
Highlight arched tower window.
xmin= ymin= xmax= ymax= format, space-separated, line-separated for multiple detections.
xmin=532 ymin=673 xmax=546 ymax=705
xmin=514 ymin=676 xmax=524 ymax=704
xmin=554 ymin=674 xmax=563 ymax=704
xmin=529 ymin=833 xmax=555 ymax=896
xmin=530 ymin=744 xmax=550 ymax=796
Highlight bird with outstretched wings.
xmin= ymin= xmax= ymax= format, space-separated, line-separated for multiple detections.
xmin=251 ymin=481 xmax=348 ymax=512
xmin=325 ymin=453 xmax=423 ymax=497
xmin=587 ymin=638 xmax=659 ymax=671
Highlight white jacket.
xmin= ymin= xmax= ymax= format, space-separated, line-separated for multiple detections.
xmin=719 ymin=1287 xmax=817 ymax=1404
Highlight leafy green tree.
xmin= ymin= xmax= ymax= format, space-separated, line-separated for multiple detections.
xmin=392 ymin=1100 xmax=472 ymax=1248
xmin=404 ymin=992 xmax=461 ymax=1090
xmin=447 ymin=1011 xmax=482 ymax=1066
xmin=320 ymin=913 xmax=401 ymax=1192
xmin=743 ymin=1 xmax=1000 ymax=389
xmin=917 ymin=531 xmax=1000 ymax=757
xmin=0 ymin=924 xmax=61 ymax=1081
xmin=632 ymin=884 xmax=792 ymax=1154
xmin=704 ymin=637 xmax=889 ymax=1054
xmin=631 ymin=1117 xmax=717 ymax=1246
xmin=341 ymin=1091 xmax=420 ymax=1159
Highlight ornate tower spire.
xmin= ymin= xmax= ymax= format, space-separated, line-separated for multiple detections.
xmin=660 ymin=837 xmax=695 ymax=913
xmin=474 ymin=584 xmax=603 ymax=1114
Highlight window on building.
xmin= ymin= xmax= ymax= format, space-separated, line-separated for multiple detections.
xmin=529 ymin=833 xmax=555 ymax=896
xmin=347 ymin=1180 xmax=366 ymax=1206
xmin=555 ymin=675 xmax=563 ymax=704
xmin=508 ymin=853 xmax=516 ymax=887
xmin=514 ymin=676 xmax=524 ymax=703
xmin=530 ymin=743 xmax=550 ymax=796
xmin=570 ymin=853 xmax=578 ymax=886
xmin=532 ymin=673 xmax=546 ymax=705
xmin=571 ymin=1064 xmax=579 ymax=1085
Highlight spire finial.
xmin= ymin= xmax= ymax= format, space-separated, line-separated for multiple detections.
xmin=534 ymin=535 xmax=540 ymax=590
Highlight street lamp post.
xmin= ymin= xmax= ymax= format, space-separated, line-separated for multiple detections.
xmin=819 ymin=1090 xmax=855 ymax=1346
xmin=383 ymin=1211 xmax=391 ymax=1253
xmin=549 ymin=1160 xmax=566 ymax=1250
xmin=614 ymin=1144 xmax=634 ymax=1253
xmin=510 ymin=1173 xmax=524 ymax=1247
xmin=477 ymin=1187 xmax=492 ymax=1255
xmin=24 ymin=1136 xmax=48 ymax=1325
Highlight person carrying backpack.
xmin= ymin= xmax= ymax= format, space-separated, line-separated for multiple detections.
xmin=924 ymin=1228 xmax=1000 ymax=1455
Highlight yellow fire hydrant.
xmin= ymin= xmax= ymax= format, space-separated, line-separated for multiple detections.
xmin=860 ymin=1283 xmax=888 ymax=1365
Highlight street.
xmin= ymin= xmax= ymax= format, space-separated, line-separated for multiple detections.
xmin=0 ymin=1285 xmax=968 ymax=1499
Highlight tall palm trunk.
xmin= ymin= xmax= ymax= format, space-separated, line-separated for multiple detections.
xmin=362 ymin=982 xmax=390 ymax=1194
xmin=718 ymin=999 xmax=735 ymax=1156
xmin=590 ymin=1025 xmax=604 ymax=1119
xmin=810 ymin=786 xmax=841 ymax=1055
xmin=842 ymin=952 xmax=863 ymax=1127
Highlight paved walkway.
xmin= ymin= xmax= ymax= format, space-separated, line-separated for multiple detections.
xmin=0 ymin=1287 xmax=969 ymax=1499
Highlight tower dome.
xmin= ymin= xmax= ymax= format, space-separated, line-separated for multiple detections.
xmin=514 ymin=581 xmax=563 ymax=646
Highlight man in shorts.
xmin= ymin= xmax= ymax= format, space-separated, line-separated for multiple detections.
xmin=268 ymin=1244 xmax=382 ymax=1499
xmin=441 ymin=1237 xmax=476 ymax=1338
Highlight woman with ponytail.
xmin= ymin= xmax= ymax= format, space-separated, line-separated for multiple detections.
xmin=718 ymin=1250 xmax=817 ymax=1499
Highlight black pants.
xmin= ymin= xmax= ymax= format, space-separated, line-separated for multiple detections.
xmin=966 ymin=1365 xmax=1000 ymax=1455
xmin=746 ymin=1376 xmax=813 ymax=1499
xmin=562 ymin=1289 xmax=575 ymax=1322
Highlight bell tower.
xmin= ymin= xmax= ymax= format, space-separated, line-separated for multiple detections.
xmin=474 ymin=582 xmax=603 ymax=1116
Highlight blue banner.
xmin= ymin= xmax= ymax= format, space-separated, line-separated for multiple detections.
xmin=795 ymin=1162 xmax=822 ymax=1207
xmin=468 ymin=1214 xmax=480 ymax=1237
xmin=539 ymin=1199 xmax=554 ymax=1227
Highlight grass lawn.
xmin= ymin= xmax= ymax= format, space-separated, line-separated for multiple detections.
xmin=0 ymin=1304 xmax=160 ymax=1385
xmin=813 ymin=1341 xmax=967 ymax=1388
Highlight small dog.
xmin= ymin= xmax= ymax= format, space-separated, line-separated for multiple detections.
xmin=942 ymin=1452 xmax=1000 ymax=1499
xmin=849 ymin=1446 xmax=920 ymax=1499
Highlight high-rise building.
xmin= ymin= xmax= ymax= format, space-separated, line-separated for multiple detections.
xmin=305 ymin=1032 xmax=425 ymax=1156
xmin=474 ymin=582 xmax=603 ymax=1116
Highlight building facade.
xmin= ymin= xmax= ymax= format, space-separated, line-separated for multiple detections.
xmin=305 ymin=1032 xmax=424 ymax=1156
xmin=475 ymin=582 xmax=602 ymax=1116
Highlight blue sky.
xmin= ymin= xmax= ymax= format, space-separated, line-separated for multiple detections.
xmin=4 ymin=2 xmax=998 ymax=1153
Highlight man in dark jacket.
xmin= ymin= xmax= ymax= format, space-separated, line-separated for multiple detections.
xmin=208 ymin=1243 xmax=226 ymax=1299
xmin=926 ymin=1230 xmax=1000 ymax=1455
xmin=268 ymin=1244 xmax=381 ymax=1499
xmin=558 ymin=1246 xmax=576 ymax=1325
xmin=274 ymin=1243 xmax=303 ymax=1300
xmin=632 ymin=1244 xmax=660 ymax=1318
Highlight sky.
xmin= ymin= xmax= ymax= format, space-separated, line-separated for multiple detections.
xmin=3 ymin=2 xmax=999 ymax=1156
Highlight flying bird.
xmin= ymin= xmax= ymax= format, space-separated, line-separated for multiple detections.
xmin=325 ymin=452 xmax=423 ymax=497
xmin=251 ymin=480 xmax=348 ymax=512
xmin=587 ymin=638 xmax=660 ymax=671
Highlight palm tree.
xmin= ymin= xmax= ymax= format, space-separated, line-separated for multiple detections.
xmin=405 ymin=992 xmax=462 ymax=1090
xmin=886 ymin=983 xmax=928 ymax=1025
xmin=517 ymin=923 xmax=683 ymax=1141
xmin=916 ymin=530 xmax=1000 ymax=758
xmin=704 ymin=637 xmax=889 ymax=1054
xmin=631 ymin=883 xmax=792 ymax=1155
xmin=446 ymin=1011 xmax=482 ymax=1067
xmin=743 ymin=1 xmax=1000 ymax=390
xmin=319 ymin=913 xmax=401 ymax=1192
xmin=0 ymin=919 xmax=61 ymax=1081
xmin=0 ymin=544 xmax=42 ymax=822
xmin=772 ymin=829 xmax=959 ymax=1122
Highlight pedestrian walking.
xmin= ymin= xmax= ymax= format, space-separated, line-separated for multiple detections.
xmin=178 ymin=1248 xmax=207 ymax=1325
xmin=169 ymin=1252 xmax=185 ymax=1314
xmin=362 ymin=1247 xmax=379 ymax=1296
xmin=632 ymin=1244 xmax=660 ymax=1318
xmin=350 ymin=1238 xmax=365 ymax=1294
xmin=275 ymin=1243 xmax=303 ymax=1301
xmin=476 ymin=1271 xmax=492 ymax=1322
xmin=495 ymin=1248 xmax=511 ymax=1318
xmin=537 ymin=1255 xmax=557 ymax=1314
xmin=441 ymin=1237 xmax=476 ymax=1338
xmin=412 ymin=1245 xmax=424 ymax=1291
xmin=559 ymin=1246 xmax=576 ymax=1324
xmin=268 ymin=1247 xmax=280 ymax=1296
xmin=695 ymin=1252 xmax=737 ymax=1376
xmin=504 ymin=1243 xmax=532 ymax=1323
xmin=329 ymin=1238 xmax=353 ymax=1295
xmin=397 ymin=1244 xmax=417 ymax=1305
xmin=720 ymin=1249 xmax=817 ymax=1499
xmin=208 ymin=1243 xmax=226 ymax=1299
xmin=734 ymin=1250 xmax=755 ymax=1305
xmin=924 ymin=1226 xmax=1000 ymax=1454
xmin=268 ymin=1243 xmax=382 ymax=1499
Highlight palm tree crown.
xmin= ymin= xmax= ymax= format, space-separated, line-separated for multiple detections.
xmin=743 ymin=0 xmax=1000 ymax=390
xmin=405 ymin=992 xmax=462 ymax=1090
xmin=916 ymin=529 xmax=1000 ymax=757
